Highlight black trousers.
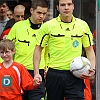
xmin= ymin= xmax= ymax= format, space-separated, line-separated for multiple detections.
xmin=22 ymin=69 xmax=45 ymax=100
xmin=46 ymin=68 xmax=85 ymax=100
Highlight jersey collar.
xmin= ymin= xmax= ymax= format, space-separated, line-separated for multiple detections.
xmin=56 ymin=14 xmax=76 ymax=23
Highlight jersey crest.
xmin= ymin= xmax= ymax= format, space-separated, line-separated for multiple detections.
xmin=72 ymin=40 xmax=79 ymax=48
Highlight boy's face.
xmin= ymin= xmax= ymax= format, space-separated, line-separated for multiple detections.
xmin=7 ymin=10 xmax=13 ymax=19
xmin=0 ymin=48 xmax=15 ymax=62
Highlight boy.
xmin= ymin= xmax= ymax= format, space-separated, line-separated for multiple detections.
xmin=0 ymin=39 xmax=39 ymax=100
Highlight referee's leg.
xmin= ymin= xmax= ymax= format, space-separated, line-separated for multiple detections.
xmin=46 ymin=68 xmax=65 ymax=100
xmin=22 ymin=70 xmax=45 ymax=100
xmin=65 ymin=72 xmax=85 ymax=100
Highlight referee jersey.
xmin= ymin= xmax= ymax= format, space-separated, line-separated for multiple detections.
xmin=6 ymin=18 xmax=45 ymax=70
xmin=36 ymin=15 xmax=93 ymax=70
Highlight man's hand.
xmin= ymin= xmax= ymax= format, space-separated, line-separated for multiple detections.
xmin=80 ymin=69 xmax=95 ymax=79
xmin=34 ymin=74 xmax=42 ymax=85
xmin=44 ymin=68 xmax=48 ymax=79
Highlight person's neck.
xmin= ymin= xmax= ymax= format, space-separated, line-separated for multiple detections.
xmin=3 ymin=60 xmax=13 ymax=68
xmin=60 ymin=15 xmax=72 ymax=23
xmin=29 ymin=17 xmax=42 ymax=29
xmin=30 ymin=16 xmax=37 ymax=24
xmin=0 ymin=16 xmax=8 ymax=21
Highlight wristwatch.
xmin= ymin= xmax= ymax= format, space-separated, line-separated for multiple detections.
xmin=93 ymin=69 xmax=96 ymax=75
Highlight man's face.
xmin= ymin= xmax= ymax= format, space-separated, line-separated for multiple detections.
xmin=57 ymin=0 xmax=74 ymax=17
xmin=14 ymin=9 xmax=25 ymax=22
xmin=30 ymin=6 xmax=48 ymax=24
xmin=0 ymin=3 xmax=8 ymax=17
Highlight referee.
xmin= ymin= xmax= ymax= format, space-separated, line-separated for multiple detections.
xmin=33 ymin=0 xmax=96 ymax=100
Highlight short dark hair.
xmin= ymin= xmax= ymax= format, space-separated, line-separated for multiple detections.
xmin=56 ymin=0 xmax=74 ymax=5
xmin=18 ymin=0 xmax=31 ymax=5
xmin=0 ymin=0 xmax=8 ymax=6
xmin=31 ymin=0 xmax=48 ymax=9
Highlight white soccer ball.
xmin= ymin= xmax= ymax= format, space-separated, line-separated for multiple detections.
xmin=70 ymin=56 xmax=91 ymax=78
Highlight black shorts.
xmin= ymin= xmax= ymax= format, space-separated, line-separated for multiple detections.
xmin=22 ymin=69 xmax=45 ymax=100
xmin=46 ymin=68 xmax=85 ymax=100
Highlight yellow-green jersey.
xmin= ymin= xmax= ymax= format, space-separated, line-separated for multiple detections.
xmin=44 ymin=44 xmax=49 ymax=70
xmin=6 ymin=18 xmax=45 ymax=70
xmin=36 ymin=15 xmax=93 ymax=70
xmin=0 ymin=57 xmax=3 ymax=63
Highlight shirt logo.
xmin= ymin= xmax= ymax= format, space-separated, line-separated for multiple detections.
xmin=32 ymin=34 xmax=36 ymax=37
xmin=72 ymin=40 xmax=79 ymax=48
xmin=2 ymin=76 xmax=12 ymax=87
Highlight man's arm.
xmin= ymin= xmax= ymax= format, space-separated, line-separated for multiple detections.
xmin=33 ymin=45 xmax=43 ymax=85
xmin=85 ymin=46 xmax=96 ymax=70
xmin=81 ymin=46 xmax=96 ymax=79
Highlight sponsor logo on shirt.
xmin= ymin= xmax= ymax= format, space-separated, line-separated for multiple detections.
xmin=73 ymin=40 xmax=79 ymax=48
xmin=2 ymin=76 xmax=12 ymax=87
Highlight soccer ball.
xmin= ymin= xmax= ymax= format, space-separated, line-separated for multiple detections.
xmin=70 ymin=56 xmax=91 ymax=78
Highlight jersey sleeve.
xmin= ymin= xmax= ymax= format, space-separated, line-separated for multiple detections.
xmin=1 ymin=28 xmax=11 ymax=39
xmin=82 ymin=22 xmax=93 ymax=47
xmin=20 ymin=64 xmax=34 ymax=90
xmin=36 ymin=23 xmax=50 ymax=47
xmin=6 ymin=23 xmax=17 ymax=42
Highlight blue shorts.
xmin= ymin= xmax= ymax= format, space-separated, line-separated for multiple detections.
xmin=46 ymin=68 xmax=85 ymax=100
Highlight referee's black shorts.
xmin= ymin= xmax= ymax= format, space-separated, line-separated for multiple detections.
xmin=22 ymin=69 xmax=45 ymax=100
xmin=46 ymin=68 xmax=85 ymax=100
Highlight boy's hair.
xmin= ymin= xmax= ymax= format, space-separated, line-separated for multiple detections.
xmin=31 ymin=0 xmax=48 ymax=10
xmin=0 ymin=39 xmax=15 ymax=51
xmin=56 ymin=0 xmax=74 ymax=5
xmin=0 ymin=0 xmax=8 ymax=6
